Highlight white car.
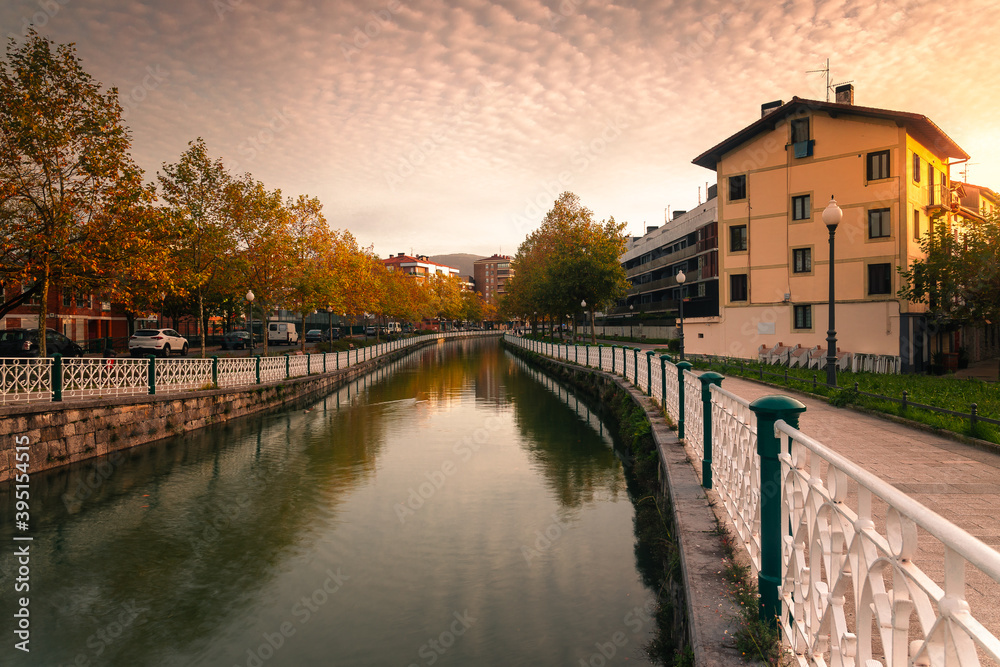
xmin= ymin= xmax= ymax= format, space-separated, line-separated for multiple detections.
xmin=129 ymin=328 xmax=189 ymax=357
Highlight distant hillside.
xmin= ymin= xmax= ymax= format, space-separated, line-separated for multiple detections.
xmin=429 ymin=253 xmax=485 ymax=279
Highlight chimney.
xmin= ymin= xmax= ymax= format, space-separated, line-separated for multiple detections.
xmin=397 ymin=252 xmax=404 ymax=257
xmin=835 ymin=84 xmax=854 ymax=105
xmin=646 ymin=225 xmax=657 ymax=234
xmin=761 ymin=100 xmax=783 ymax=117
xmin=672 ymin=210 xmax=687 ymax=220
xmin=707 ymin=183 xmax=718 ymax=200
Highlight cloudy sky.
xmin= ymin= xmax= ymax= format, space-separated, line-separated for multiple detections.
xmin=4 ymin=0 xmax=999 ymax=258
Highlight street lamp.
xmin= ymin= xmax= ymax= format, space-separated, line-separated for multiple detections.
xmin=675 ymin=270 xmax=686 ymax=360
xmin=628 ymin=304 xmax=634 ymax=340
xmin=581 ymin=299 xmax=589 ymax=344
xmin=327 ymin=305 xmax=333 ymax=342
xmin=823 ymin=196 xmax=843 ymax=386
xmin=246 ymin=290 xmax=255 ymax=355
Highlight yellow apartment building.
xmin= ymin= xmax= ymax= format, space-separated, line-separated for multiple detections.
xmin=687 ymin=85 xmax=970 ymax=372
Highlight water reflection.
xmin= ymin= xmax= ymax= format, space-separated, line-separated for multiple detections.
xmin=0 ymin=338 xmax=655 ymax=666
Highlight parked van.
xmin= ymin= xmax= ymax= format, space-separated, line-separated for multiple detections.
xmin=268 ymin=322 xmax=298 ymax=345
xmin=386 ymin=322 xmax=402 ymax=335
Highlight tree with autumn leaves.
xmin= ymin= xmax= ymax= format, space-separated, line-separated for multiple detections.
xmin=0 ymin=31 xmax=169 ymax=356
xmin=1 ymin=33 xmax=481 ymax=357
xmin=501 ymin=192 xmax=628 ymax=343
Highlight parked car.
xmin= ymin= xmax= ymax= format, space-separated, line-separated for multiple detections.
xmin=365 ymin=326 xmax=376 ymax=336
xmin=221 ymin=330 xmax=251 ymax=350
xmin=0 ymin=328 xmax=85 ymax=358
xmin=326 ymin=328 xmax=340 ymax=341
xmin=305 ymin=329 xmax=324 ymax=343
xmin=128 ymin=329 xmax=189 ymax=357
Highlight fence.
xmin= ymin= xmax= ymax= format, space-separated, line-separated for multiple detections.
xmin=502 ymin=333 xmax=1000 ymax=666
xmin=0 ymin=331 xmax=497 ymax=406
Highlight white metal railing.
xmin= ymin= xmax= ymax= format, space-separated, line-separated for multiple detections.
xmin=156 ymin=358 xmax=214 ymax=394
xmin=663 ymin=359 xmax=679 ymax=424
xmin=217 ymin=357 xmax=256 ymax=388
xmin=0 ymin=331 xmax=497 ymax=405
xmin=775 ymin=420 xmax=1000 ymax=667
xmin=710 ymin=384 xmax=760 ymax=571
xmin=682 ymin=370 xmax=703 ymax=461
xmin=0 ymin=359 xmax=51 ymax=404
xmin=288 ymin=355 xmax=309 ymax=378
xmin=63 ymin=357 xmax=149 ymax=399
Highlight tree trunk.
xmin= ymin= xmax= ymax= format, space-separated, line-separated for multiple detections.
xmin=590 ymin=309 xmax=596 ymax=345
xmin=198 ymin=288 xmax=206 ymax=358
xmin=301 ymin=311 xmax=307 ymax=352
xmin=37 ymin=263 xmax=50 ymax=358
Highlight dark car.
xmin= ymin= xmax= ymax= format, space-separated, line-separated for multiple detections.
xmin=221 ymin=331 xmax=252 ymax=350
xmin=305 ymin=329 xmax=324 ymax=343
xmin=327 ymin=328 xmax=340 ymax=341
xmin=0 ymin=328 xmax=85 ymax=358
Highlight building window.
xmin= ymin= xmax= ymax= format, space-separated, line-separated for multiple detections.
xmin=912 ymin=153 xmax=921 ymax=182
xmin=63 ymin=289 xmax=72 ymax=307
xmin=868 ymin=208 xmax=891 ymax=239
xmin=913 ymin=209 xmax=920 ymax=240
xmin=793 ymin=305 xmax=812 ymax=330
xmin=867 ymin=150 xmax=890 ymax=180
xmin=790 ymin=118 xmax=809 ymax=143
xmin=730 ymin=274 xmax=748 ymax=302
xmin=792 ymin=248 xmax=812 ymax=273
xmin=791 ymin=194 xmax=811 ymax=220
xmin=76 ymin=294 xmax=90 ymax=308
xmin=868 ymin=263 xmax=892 ymax=295
xmin=730 ymin=225 xmax=748 ymax=252
xmin=728 ymin=175 xmax=747 ymax=201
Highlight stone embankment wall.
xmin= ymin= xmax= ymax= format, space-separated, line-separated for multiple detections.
xmin=0 ymin=344 xmax=423 ymax=483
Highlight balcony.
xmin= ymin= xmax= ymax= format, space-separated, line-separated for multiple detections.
xmin=625 ymin=243 xmax=708 ymax=279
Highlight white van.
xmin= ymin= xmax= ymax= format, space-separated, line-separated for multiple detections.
xmin=268 ymin=322 xmax=298 ymax=345
xmin=386 ymin=322 xmax=402 ymax=335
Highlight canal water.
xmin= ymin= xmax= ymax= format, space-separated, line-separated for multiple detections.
xmin=1 ymin=338 xmax=658 ymax=666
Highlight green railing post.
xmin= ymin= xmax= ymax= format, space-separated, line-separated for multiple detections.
xmin=698 ymin=372 xmax=724 ymax=489
xmin=336 ymin=350 xmax=340 ymax=370
xmin=147 ymin=354 xmax=157 ymax=395
xmin=597 ymin=344 xmax=603 ymax=370
xmin=307 ymin=353 xmax=311 ymax=375
xmin=645 ymin=350 xmax=655 ymax=396
xmin=212 ymin=355 xmax=218 ymax=387
xmin=676 ymin=361 xmax=691 ymax=439
xmin=749 ymin=395 xmax=807 ymax=627
xmin=632 ymin=348 xmax=640 ymax=384
xmin=255 ymin=355 xmax=261 ymax=384
xmin=659 ymin=355 xmax=669 ymax=409
xmin=285 ymin=353 xmax=290 ymax=378
xmin=322 ymin=353 xmax=327 ymax=374
xmin=575 ymin=343 xmax=578 ymax=364
xmin=51 ymin=353 xmax=63 ymax=402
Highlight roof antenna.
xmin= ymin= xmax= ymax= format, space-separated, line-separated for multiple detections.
xmin=806 ymin=58 xmax=852 ymax=102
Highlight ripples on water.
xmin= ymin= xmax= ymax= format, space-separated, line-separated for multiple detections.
xmin=0 ymin=338 xmax=657 ymax=666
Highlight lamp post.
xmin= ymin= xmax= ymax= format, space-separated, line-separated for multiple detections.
xmin=675 ymin=270 xmax=686 ymax=361
xmin=823 ymin=197 xmax=843 ymax=386
xmin=629 ymin=304 xmax=634 ymax=340
xmin=246 ymin=290 xmax=255 ymax=355
xmin=327 ymin=305 xmax=333 ymax=342
xmin=581 ymin=299 xmax=588 ymax=344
